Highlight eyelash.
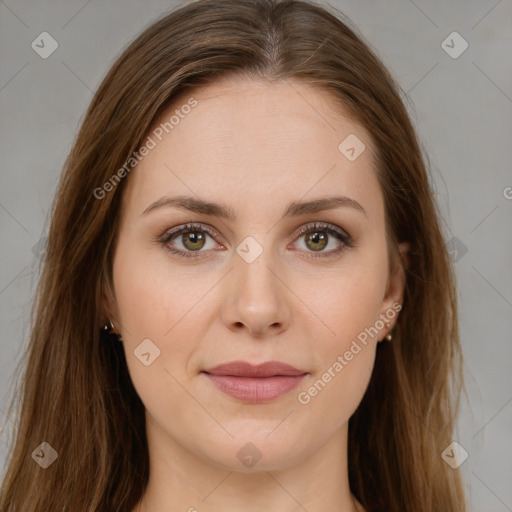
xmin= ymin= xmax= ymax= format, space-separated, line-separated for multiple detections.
xmin=157 ymin=222 xmax=353 ymax=260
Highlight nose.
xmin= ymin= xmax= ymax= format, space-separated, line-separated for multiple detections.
xmin=221 ymin=250 xmax=291 ymax=338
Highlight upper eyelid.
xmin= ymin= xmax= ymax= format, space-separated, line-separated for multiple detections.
xmin=295 ymin=222 xmax=350 ymax=237
xmin=160 ymin=221 xmax=350 ymax=246
xmin=161 ymin=222 xmax=221 ymax=241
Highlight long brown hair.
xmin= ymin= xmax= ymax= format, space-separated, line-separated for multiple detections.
xmin=0 ymin=0 xmax=466 ymax=510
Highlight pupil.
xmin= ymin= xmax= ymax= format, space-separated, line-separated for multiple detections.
xmin=308 ymin=231 xmax=327 ymax=251
xmin=185 ymin=231 xmax=205 ymax=250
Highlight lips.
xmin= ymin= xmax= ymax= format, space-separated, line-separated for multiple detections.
xmin=203 ymin=361 xmax=307 ymax=377
xmin=202 ymin=361 xmax=308 ymax=403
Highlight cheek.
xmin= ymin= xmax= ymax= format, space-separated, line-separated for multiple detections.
xmin=295 ymin=273 xmax=386 ymax=428
xmin=111 ymin=242 xmax=197 ymax=384
xmin=299 ymin=248 xmax=389 ymax=359
xmin=296 ymin=340 xmax=376 ymax=444
xmin=112 ymin=238 xmax=209 ymax=340
xmin=293 ymin=243 xmax=388 ymax=419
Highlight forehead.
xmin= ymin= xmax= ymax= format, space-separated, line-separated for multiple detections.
xmin=120 ymin=78 xmax=383 ymax=224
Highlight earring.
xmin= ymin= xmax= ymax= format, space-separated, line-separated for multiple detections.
xmin=385 ymin=332 xmax=393 ymax=341
xmin=106 ymin=319 xmax=123 ymax=341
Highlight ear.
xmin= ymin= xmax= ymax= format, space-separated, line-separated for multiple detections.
xmin=99 ymin=276 xmax=118 ymax=327
xmin=378 ymin=241 xmax=410 ymax=341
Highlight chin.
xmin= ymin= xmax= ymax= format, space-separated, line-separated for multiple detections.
xmin=189 ymin=428 xmax=311 ymax=473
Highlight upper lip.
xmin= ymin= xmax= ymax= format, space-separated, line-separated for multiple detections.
xmin=202 ymin=361 xmax=307 ymax=377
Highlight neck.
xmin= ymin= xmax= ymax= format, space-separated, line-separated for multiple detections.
xmin=134 ymin=413 xmax=364 ymax=512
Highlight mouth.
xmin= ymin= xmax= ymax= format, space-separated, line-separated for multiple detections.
xmin=201 ymin=361 xmax=308 ymax=403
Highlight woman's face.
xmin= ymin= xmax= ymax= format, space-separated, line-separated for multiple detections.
xmin=109 ymin=78 xmax=407 ymax=472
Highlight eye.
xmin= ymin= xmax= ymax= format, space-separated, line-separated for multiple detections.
xmin=291 ymin=222 xmax=353 ymax=259
xmin=158 ymin=223 xmax=221 ymax=259
xmin=157 ymin=222 xmax=353 ymax=260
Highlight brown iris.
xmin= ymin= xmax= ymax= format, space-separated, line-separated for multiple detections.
xmin=305 ymin=230 xmax=328 ymax=251
xmin=182 ymin=230 xmax=207 ymax=251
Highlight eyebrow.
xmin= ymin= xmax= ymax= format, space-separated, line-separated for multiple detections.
xmin=142 ymin=194 xmax=367 ymax=219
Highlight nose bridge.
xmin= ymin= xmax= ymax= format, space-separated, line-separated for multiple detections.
xmin=224 ymin=237 xmax=289 ymax=333
xmin=235 ymin=241 xmax=280 ymax=304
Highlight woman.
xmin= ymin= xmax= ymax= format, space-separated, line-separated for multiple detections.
xmin=0 ymin=0 xmax=466 ymax=510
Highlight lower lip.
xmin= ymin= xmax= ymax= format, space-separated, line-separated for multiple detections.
xmin=203 ymin=373 xmax=307 ymax=403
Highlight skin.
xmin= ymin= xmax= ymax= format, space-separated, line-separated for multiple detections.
xmin=106 ymin=77 xmax=409 ymax=512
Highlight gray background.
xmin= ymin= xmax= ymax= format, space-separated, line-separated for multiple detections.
xmin=1 ymin=1 xmax=511 ymax=510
